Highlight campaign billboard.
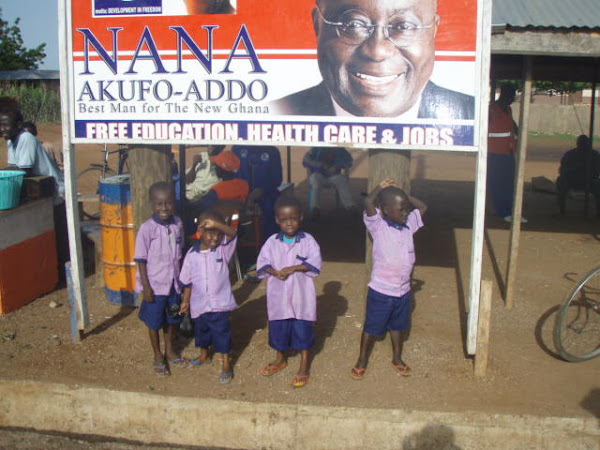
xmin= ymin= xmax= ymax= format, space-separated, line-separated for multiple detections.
xmin=66 ymin=0 xmax=483 ymax=149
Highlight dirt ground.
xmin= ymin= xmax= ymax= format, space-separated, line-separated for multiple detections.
xmin=0 ymin=126 xmax=599 ymax=421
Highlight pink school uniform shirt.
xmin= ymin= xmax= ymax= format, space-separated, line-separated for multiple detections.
xmin=134 ymin=215 xmax=184 ymax=295
xmin=257 ymin=232 xmax=322 ymax=322
xmin=365 ymin=209 xmax=423 ymax=298
xmin=179 ymin=236 xmax=238 ymax=319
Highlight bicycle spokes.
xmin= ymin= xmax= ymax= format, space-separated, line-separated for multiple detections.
xmin=555 ymin=267 xmax=600 ymax=362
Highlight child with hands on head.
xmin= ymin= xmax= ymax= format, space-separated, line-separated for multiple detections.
xmin=256 ymin=195 xmax=322 ymax=388
xmin=134 ymin=182 xmax=186 ymax=377
xmin=179 ymin=210 xmax=238 ymax=384
xmin=351 ymin=179 xmax=427 ymax=380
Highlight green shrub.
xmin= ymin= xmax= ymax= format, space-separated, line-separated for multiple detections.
xmin=0 ymin=83 xmax=61 ymax=123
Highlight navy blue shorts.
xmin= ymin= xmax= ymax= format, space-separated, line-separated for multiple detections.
xmin=363 ymin=288 xmax=411 ymax=337
xmin=193 ymin=311 xmax=232 ymax=354
xmin=269 ymin=319 xmax=315 ymax=352
xmin=138 ymin=287 xmax=182 ymax=330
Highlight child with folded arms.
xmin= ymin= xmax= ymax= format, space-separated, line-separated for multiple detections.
xmin=257 ymin=196 xmax=322 ymax=388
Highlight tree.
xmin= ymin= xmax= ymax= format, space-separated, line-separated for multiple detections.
xmin=0 ymin=9 xmax=46 ymax=70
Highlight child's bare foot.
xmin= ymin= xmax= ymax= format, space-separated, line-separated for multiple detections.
xmin=153 ymin=354 xmax=164 ymax=366
xmin=222 ymin=354 xmax=232 ymax=375
xmin=354 ymin=359 xmax=367 ymax=370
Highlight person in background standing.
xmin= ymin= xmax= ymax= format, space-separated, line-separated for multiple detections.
xmin=487 ymin=85 xmax=527 ymax=223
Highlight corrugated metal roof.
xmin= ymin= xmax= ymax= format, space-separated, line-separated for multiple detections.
xmin=492 ymin=0 xmax=600 ymax=29
xmin=0 ymin=70 xmax=60 ymax=81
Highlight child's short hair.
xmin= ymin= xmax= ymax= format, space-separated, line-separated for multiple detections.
xmin=378 ymin=186 xmax=409 ymax=208
xmin=22 ymin=121 xmax=37 ymax=136
xmin=274 ymin=194 xmax=303 ymax=215
xmin=196 ymin=209 xmax=225 ymax=225
xmin=148 ymin=181 xmax=173 ymax=200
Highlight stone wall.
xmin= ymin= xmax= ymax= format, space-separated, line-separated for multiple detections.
xmin=512 ymin=104 xmax=600 ymax=137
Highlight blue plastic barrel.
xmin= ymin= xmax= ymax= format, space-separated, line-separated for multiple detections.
xmin=99 ymin=175 xmax=137 ymax=306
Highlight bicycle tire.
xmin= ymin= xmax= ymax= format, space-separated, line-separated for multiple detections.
xmin=77 ymin=166 xmax=116 ymax=220
xmin=554 ymin=265 xmax=600 ymax=362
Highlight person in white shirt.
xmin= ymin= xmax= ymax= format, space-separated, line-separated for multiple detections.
xmin=1 ymin=108 xmax=64 ymax=202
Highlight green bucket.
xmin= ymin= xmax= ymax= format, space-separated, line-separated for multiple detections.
xmin=0 ymin=170 xmax=26 ymax=210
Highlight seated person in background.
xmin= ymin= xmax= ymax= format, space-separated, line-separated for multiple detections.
xmin=232 ymin=145 xmax=283 ymax=238
xmin=1 ymin=107 xmax=64 ymax=202
xmin=303 ymin=146 xmax=355 ymax=219
xmin=185 ymin=146 xmax=223 ymax=202
xmin=186 ymin=150 xmax=249 ymax=230
xmin=557 ymin=135 xmax=600 ymax=216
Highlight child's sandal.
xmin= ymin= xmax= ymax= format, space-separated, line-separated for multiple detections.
xmin=392 ymin=362 xmax=411 ymax=377
xmin=168 ymin=357 xmax=191 ymax=369
xmin=350 ymin=366 xmax=366 ymax=380
xmin=291 ymin=374 xmax=309 ymax=388
xmin=189 ymin=357 xmax=213 ymax=366
xmin=219 ymin=372 xmax=234 ymax=384
xmin=153 ymin=362 xmax=171 ymax=377
xmin=261 ymin=361 xmax=288 ymax=376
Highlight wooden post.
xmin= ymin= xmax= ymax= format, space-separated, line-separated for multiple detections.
xmin=59 ymin=0 xmax=89 ymax=335
xmin=505 ymin=56 xmax=533 ymax=309
xmin=128 ymin=146 xmax=172 ymax=231
xmin=366 ymin=149 xmax=411 ymax=272
xmin=178 ymin=144 xmax=187 ymax=230
xmin=474 ymin=279 xmax=493 ymax=377
xmin=286 ymin=146 xmax=292 ymax=183
xmin=466 ymin=0 xmax=492 ymax=355
xmin=589 ymin=63 xmax=598 ymax=145
xmin=585 ymin=65 xmax=598 ymax=216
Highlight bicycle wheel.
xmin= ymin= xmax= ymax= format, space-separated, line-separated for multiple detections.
xmin=77 ymin=166 xmax=116 ymax=220
xmin=554 ymin=265 xmax=600 ymax=362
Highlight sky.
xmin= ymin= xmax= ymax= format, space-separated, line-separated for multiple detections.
xmin=1 ymin=0 xmax=59 ymax=70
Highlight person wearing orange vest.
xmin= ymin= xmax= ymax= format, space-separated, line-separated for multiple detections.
xmin=487 ymin=85 xmax=527 ymax=223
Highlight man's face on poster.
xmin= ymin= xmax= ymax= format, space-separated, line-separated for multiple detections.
xmin=313 ymin=0 xmax=440 ymax=117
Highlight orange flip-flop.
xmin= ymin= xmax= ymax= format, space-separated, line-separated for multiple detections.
xmin=291 ymin=374 xmax=309 ymax=388
xmin=392 ymin=362 xmax=411 ymax=377
xmin=261 ymin=361 xmax=288 ymax=376
xmin=350 ymin=366 xmax=366 ymax=380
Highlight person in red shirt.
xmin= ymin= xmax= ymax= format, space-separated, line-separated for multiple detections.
xmin=486 ymin=85 xmax=527 ymax=223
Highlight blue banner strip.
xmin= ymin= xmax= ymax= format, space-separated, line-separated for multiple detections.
xmin=75 ymin=119 xmax=474 ymax=147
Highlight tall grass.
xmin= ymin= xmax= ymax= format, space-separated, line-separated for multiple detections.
xmin=0 ymin=83 xmax=61 ymax=123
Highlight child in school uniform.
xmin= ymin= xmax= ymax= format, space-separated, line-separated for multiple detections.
xmin=257 ymin=196 xmax=322 ymax=388
xmin=350 ymin=179 xmax=427 ymax=380
xmin=179 ymin=210 xmax=238 ymax=384
xmin=135 ymin=182 xmax=186 ymax=377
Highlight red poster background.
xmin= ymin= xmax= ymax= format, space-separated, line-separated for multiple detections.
xmin=73 ymin=0 xmax=477 ymax=57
